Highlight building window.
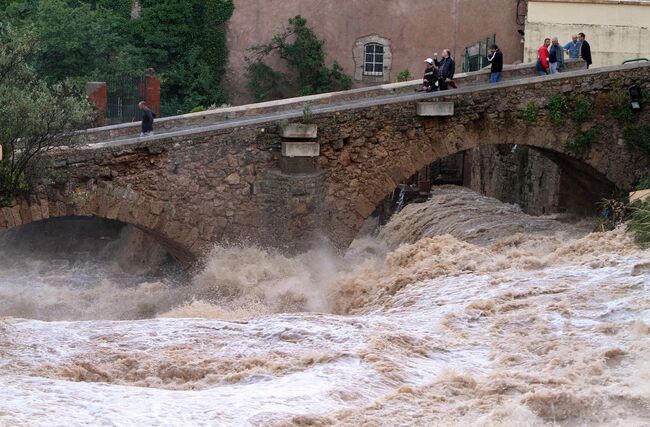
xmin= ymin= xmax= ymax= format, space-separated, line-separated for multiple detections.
xmin=364 ymin=43 xmax=384 ymax=76
xmin=353 ymin=35 xmax=392 ymax=83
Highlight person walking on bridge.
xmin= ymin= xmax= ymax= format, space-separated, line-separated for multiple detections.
xmin=487 ymin=44 xmax=503 ymax=83
xmin=138 ymin=101 xmax=156 ymax=137
xmin=434 ymin=50 xmax=456 ymax=90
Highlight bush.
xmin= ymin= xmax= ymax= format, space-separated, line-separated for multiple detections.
xmin=566 ymin=127 xmax=601 ymax=155
xmin=548 ymin=94 xmax=568 ymax=124
xmin=623 ymin=124 xmax=650 ymax=155
xmin=520 ymin=101 xmax=539 ymax=124
xmin=396 ymin=69 xmax=412 ymax=82
xmin=609 ymin=84 xmax=635 ymax=123
xmin=627 ymin=200 xmax=650 ymax=247
xmin=4 ymin=0 xmax=235 ymax=115
xmin=572 ymin=96 xmax=592 ymax=122
xmin=635 ymin=177 xmax=650 ymax=191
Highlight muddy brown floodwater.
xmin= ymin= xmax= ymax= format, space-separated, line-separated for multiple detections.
xmin=1 ymin=186 xmax=648 ymax=426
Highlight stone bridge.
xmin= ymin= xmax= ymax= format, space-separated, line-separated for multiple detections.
xmin=1 ymin=61 xmax=649 ymax=261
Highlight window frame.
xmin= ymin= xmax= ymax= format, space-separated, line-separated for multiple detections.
xmin=353 ymin=35 xmax=392 ymax=83
xmin=363 ymin=43 xmax=385 ymax=77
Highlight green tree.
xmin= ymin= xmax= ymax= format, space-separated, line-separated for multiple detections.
xmin=246 ymin=15 xmax=352 ymax=102
xmin=134 ymin=0 xmax=233 ymax=114
xmin=0 ymin=28 xmax=92 ymax=207
xmin=31 ymin=0 xmax=144 ymax=85
xmin=2 ymin=0 xmax=235 ymax=115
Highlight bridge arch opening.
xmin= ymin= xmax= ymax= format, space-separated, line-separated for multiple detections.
xmin=0 ymin=216 xmax=192 ymax=321
xmin=358 ymin=143 xmax=618 ymax=238
xmin=0 ymin=216 xmax=187 ymax=274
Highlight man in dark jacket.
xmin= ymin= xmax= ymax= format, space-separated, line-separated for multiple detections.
xmin=549 ymin=37 xmax=564 ymax=74
xmin=138 ymin=101 xmax=156 ymax=137
xmin=578 ymin=32 xmax=592 ymax=69
xmin=419 ymin=57 xmax=438 ymax=92
xmin=435 ymin=49 xmax=456 ymax=90
xmin=487 ymin=44 xmax=503 ymax=83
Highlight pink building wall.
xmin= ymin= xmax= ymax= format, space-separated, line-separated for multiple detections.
xmin=225 ymin=0 xmax=525 ymax=104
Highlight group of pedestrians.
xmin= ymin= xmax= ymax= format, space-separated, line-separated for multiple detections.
xmin=536 ymin=32 xmax=592 ymax=76
xmin=419 ymin=43 xmax=505 ymax=90
xmin=420 ymin=50 xmax=457 ymax=92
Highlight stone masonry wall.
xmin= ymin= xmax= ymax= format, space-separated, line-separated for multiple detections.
xmin=468 ymin=145 xmax=563 ymax=215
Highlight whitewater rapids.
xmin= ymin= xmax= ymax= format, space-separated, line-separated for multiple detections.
xmin=0 ymin=186 xmax=648 ymax=426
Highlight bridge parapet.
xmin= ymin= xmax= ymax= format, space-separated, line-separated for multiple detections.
xmin=81 ymin=60 xmax=586 ymax=144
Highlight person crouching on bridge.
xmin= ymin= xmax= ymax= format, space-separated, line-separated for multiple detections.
xmin=434 ymin=50 xmax=457 ymax=90
xmin=418 ymin=58 xmax=438 ymax=92
xmin=138 ymin=101 xmax=156 ymax=137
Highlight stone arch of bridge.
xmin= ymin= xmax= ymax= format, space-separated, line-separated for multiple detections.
xmin=332 ymin=119 xmax=628 ymax=247
xmin=0 ymin=186 xmax=194 ymax=264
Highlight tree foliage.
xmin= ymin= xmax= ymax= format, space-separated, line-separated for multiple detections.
xmin=246 ymin=15 xmax=352 ymax=102
xmin=0 ymin=28 xmax=92 ymax=207
xmin=1 ymin=0 xmax=234 ymax=115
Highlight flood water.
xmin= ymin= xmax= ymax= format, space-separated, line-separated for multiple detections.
xmin=1 ymin=186 xmax=648 ymax=426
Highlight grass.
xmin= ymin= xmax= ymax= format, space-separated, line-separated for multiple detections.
xmin=572 ymin=96 xmax=592 ymax=122
xmin=520 ymin=101 xmax=539 ymax=124
xmin=623 ymin=124 xmax=650 ymax=155
xmin=396 ymin=69 xmax=412 ymax=82
xmin=566 ymin=127 xmax=601 ymax=156
xmin=627 ymin=200 xmax=650 ymax=247
xmin=635 ymin=177 xmax=650 ymax=191
xmin=548 ymin=94 xmax=568 ymax=124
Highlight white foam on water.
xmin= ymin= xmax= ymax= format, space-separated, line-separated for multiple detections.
xmin=0 ymin=187 xmax=648 ymax=426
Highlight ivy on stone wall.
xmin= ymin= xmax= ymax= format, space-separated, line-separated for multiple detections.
xmin=200 ymin=0 xmax=235 ymax=108
xmin=136 ymin=0 xmax=234 ymax=115
xmin=246 ymin=15 xmax=352 ymax=102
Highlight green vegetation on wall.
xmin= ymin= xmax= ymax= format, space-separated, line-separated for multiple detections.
xmin=520 ymin=101 xmax=539 ymax=124
xmin=396 ymin=69 xmax=412 ymax=82
xmin=245 ymin=15 xmax=352 ymax=102
xmin=566 ymin=127 xmax=601 ymax=156
xmin=623 ymin=124 xmax=650 ymax=155
xmin=571 ymin=96 xmax=593 ymax=122
xmin=548 ymin=94 xmax=568 ymax=124
xmin=609 ymin=83 xmax=635 ymax=124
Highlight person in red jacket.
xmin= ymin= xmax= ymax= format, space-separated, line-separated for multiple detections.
xmin=535 ymin=38 xmax=551 ymax=76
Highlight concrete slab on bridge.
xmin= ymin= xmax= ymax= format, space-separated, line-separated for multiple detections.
xmin=416 ymin=101 xmax=454 ymax=116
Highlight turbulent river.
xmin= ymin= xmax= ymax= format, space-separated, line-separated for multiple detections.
xmin=1 ymin=186 xmax=648 ymax=426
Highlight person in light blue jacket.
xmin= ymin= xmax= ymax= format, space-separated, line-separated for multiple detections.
xmin=563 ymin=35 xmax=581 ymax=59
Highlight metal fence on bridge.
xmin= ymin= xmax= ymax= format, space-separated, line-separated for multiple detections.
xmin=462 ymin=34 xmax=496 ymax=73
xmin=106 ymin=76 xmax=148 ymax=125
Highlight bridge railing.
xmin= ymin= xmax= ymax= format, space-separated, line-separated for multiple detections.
xmin=80 ymin=59 xmax=586 ymax=144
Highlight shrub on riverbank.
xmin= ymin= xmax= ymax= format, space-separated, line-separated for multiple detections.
xmin=627 ymin=200 xmax=650 ymax=247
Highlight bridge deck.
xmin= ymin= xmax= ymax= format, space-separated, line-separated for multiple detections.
xmin=84 ymin=60 xmax=649 ymax=151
